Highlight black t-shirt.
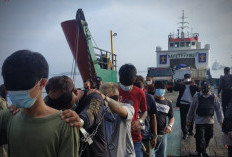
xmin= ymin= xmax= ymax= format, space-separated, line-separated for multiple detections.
xmin=75 ymin=93 xmax=107 ymax=157
xmin=155 ymin=98 xmax=174 ymax=135
xmin=142 ymin=93 xmax=157 ymax=140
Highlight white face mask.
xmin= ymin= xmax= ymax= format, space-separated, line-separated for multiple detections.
xmin=146 ymin=81 xmax=152 ymax=85
xmin=119 ymin=83 xmax=133 ymax=92
xmin=8 ymin=89 xmax=40 ymax=108
xmin=185 ymin=78 xmax=191 ymax=82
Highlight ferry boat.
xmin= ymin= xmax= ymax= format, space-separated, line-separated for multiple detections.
xmin=155 ymin=10 xmax=211 ymax=84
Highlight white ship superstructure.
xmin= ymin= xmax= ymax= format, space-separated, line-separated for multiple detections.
xmin=156 ymin=11 xmax=210 ymax=70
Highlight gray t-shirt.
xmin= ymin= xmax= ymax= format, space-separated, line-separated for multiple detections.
xmin=180 ymin=85 xmax=193 ymax=104
xmin=105 ymin=103 xmax=135 ymax=157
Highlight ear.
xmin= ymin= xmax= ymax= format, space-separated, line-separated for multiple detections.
xmin=39 ymin=78 xmax=47 ymax=89
xmin=73 ymin=88 xmax=78 ymax=95
xmin=119 ymin=96 xmax=122 ymax=102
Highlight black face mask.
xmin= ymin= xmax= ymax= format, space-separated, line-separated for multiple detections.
xmin=202 ymin=86 xmax=210 ymax=94
xmin=109 ymin=95 xmax=119 ymax=101
xmin=46 ymin=91 xmax=73 ymax=110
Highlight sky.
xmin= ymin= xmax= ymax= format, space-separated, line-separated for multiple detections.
xmin=0 ymin=0 xmax=232 ymax=84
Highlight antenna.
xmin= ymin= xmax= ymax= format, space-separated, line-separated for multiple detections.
xmin=178 ymin=10 xmax=189 ymax=33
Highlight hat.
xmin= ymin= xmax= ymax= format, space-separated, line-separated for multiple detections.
xmin=184 ymin=73 xmax=191 ymax=79
xmin=201 ymin=80 xmax=210 ymax=87
xmin=96 ymin=76 xmax=102 ymax=82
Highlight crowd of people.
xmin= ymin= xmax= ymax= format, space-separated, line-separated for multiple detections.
xmin=0 ymin=50 xmax=231 ymax=157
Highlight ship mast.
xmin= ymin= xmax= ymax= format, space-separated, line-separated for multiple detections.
xmin=178 ymin=10 xmax=189 ymax=39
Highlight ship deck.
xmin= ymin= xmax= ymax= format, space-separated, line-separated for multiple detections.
xmin=165 ymin=90 xmax=228 ymax=157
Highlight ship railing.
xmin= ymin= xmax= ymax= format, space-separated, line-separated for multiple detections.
xmin=93 ymin=47 xmax=117 ymax=71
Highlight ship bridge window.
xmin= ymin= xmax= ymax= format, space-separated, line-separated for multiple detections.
xmin=192 ymin=42 xmax=195 ymax=45
xmin=170 ymin=43 xmax=174 ymax=47
xmin=186 ymin=42 xmax=191 ymax=47
xmin=175 ymin=42 xmax=179 ymax=47
xmin=180 ymin=42 xmax=185 ymax=47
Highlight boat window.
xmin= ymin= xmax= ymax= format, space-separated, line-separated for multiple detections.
xmin=170 ymin=43 xmax=174 ymax=47
xmin=186 ymin=42 xmax=191 ymax=47
xmin=148 ymin=69 xmax=173 ymax=77
xmin=192 ymin=42 xmax=195 ymax=45
xmin=175 ymin=42 xmax=179 ymax=47
xmin=180 ymin=42 xmax=185 ymax=47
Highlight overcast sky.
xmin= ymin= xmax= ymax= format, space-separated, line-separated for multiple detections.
xmin=0 ymin=0 xmax=232 ymax=84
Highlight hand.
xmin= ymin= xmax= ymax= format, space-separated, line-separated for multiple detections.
xmin=217 ymin=94 xmax=220 ymax=98
xmin=186 ymin=121 xmax=191 ymax=126
xmin=151 ymin=137 xmax=157 ymax=148
xmin=219 ymin=121 xmax=223 ymax=126
xmin=60 ymin=109 xmax=82 ymax=128
xmin=87 ymin=89 xmax=105 ymax=100
xmin=8 ymin=104 xmax=20 ymax=115
xmin=164 ymin=125 xmax=172 ymax=134
xmin=131 ymin=120 xmax=141 ymax=132
xmin=228 ymin=131 xmax=232 ymax=140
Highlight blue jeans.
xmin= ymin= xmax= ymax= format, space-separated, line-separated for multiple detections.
xmin=134 ymin=141 xmax=143 ymax=157
xmin=151 ymin=134 xmax=167 ymax=157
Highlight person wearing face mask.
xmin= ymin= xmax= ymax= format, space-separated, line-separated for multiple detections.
xmin=0 ymin=50 xmax=79 ymax=157
xmin=44 ymin=75 xmax=107 ymax=157
xmin=151 ymin=81 xmax=174 ymax=157
xmin=173 ymin=73 xmax=200 ymax=139
xmin=145 ymin=74 xmax=155 ymax=95
xmin=87 ymin=82 xmax=136 ymax=157
xmin=186 ymin=81 xmax=223 ymax=157
xmin=118 ymin=64 xmax=147 ymax=157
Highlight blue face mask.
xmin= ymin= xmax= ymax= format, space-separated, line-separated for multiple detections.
xmin=120 ymin=83 xmax=133 ymax=92
xmin=8 ymin=90 xmax=39 ymax=108
xmin=155 ymin=89 xmax=166 ymax=97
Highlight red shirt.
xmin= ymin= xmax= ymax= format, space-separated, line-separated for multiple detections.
xmin=119 ymin=85 xmax=147 ymax=142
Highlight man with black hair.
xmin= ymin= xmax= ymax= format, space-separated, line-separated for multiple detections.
xmin=83 ymin=79 xmax=91 ymax=90
xmin=173 ymin=73 xmax=199 ymax=139
xmin=45 ymin=75 xmax=107 ymax=157
xmin=96 ymin=76 xmax=103 ymax=90
xmin=0 ymin=50 xmax=79 ymax=157
xmin=134 ymin=75 xmax=157 ymax=157
xmin=222 ymin=100 xmax=232 ymax=157
xmin=152 ymin=81 xmax=174 ymax=157
xmin=218 ymin=67 xmax=232 ymax=115
xmin=186 ymin=81 xmax=223 ymax=157
xmin=118 ymin=64 xmax=147 ymax=157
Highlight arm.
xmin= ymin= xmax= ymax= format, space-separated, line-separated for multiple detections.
xmin=87 ymin=89 xmax=128 ymax=118
xmin=218 ymin=76 xmax=223 ymax=95
xmin=58 ymin=123 xmax=79 ymax=157
xmin=105 ymin=96 xmax=128 ymax=118
xmin=214 ymin=95 xmax=224 ymax=125
xmin=164 ymin=104 xmax=175 ymax=134
xmin=79 ymin=94 xmax=104 ymax=130
xmin=186 ymin=94 xmax=198 ymax=124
